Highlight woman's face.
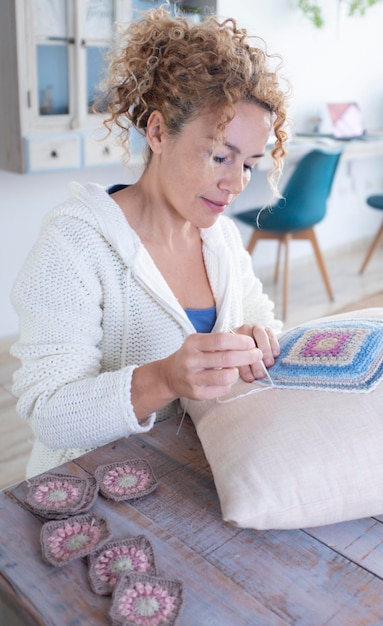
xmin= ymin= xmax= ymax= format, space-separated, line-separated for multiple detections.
xmin=151 ymin=101 xmax=272 ymax=229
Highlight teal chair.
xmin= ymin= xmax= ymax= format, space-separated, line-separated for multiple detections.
xmin=359 ymin=194 xmax=383 ymax=274
xmin=235 ymin=149 xmax=342 ymax=319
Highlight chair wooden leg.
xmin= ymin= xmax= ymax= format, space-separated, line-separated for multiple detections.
xmin=359 ymin=221 xmax=383 ymax=274
xmin=246 ymin=230 xmax=259 ymax=255
xmin=306 ymin=228 xmax=334 ymax=301
xmin=274 ymin=240 xmax=282 ymax=284
xmin=246 ymin=227 xmax=334 ymax=318
xmin=282 ymin=234 xmax=291 ymax=320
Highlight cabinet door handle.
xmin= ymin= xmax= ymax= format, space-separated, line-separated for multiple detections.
xmin=103 ymin=146 xmax=110 ymax=156
xmin=48 ymin=37 xmax=75 ymax=44
xmin=50 ymin=150 xmax=58 ymax=158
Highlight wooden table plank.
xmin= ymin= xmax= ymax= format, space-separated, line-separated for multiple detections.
xmin=0 ymin=479 xmax=288 ymax=625
xmin=90 ymin=494 xmax=289 ymax=626
xmin=206 ymin=526 xmax=383 ymax=625
xmin=305 ymin=517 xmax=383 ymax=578
xmin=0 ymin=496 xmax=110 ymax=624
xmin=3 ymin=415 xmax=383 ymax=625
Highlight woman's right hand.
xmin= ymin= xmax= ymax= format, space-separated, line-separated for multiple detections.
xmin=131 ymin=332 xmax=263 ymax=423
xmin=161 ymin=331 xmax=263 ymax=401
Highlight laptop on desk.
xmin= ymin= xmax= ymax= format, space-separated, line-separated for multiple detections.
xmin=297 ymin=102 xmax=381 ymax=142
xmin=327 ymin=102 xmax=365 ymax=140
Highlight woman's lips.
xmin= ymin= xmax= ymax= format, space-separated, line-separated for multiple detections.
xmin=201 ymin=197 xmax=228 ymax=213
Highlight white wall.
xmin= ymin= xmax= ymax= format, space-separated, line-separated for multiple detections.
xmin=0 ymin=164 xmax=137 ymax=339
xmin=1 ymin=0 xmax=383 ymax=339
xmin=218 ymin=0 xmax=383 ymax=131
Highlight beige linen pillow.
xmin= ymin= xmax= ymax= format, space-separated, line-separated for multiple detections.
xmin=182 ymin=309 xmax=383 ymax=530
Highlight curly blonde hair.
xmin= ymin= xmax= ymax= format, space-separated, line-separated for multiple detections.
xmin=100 ymin=7 xmax=289 ymax=191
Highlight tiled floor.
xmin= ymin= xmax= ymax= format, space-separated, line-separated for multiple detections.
xmin=0 ymin=238 xmax=382 ymax=491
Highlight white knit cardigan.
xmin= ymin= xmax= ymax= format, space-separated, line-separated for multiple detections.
xmin=11 ymin=182 xmax=281 ymax=477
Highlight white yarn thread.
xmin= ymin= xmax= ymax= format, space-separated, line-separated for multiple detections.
xmin=176 ymin=400 xmax=189 ymax=436
xmin=217 ymin=329 xmax=275 ymax=403
xmin=216 ymin=360 xmax=275 ymax=404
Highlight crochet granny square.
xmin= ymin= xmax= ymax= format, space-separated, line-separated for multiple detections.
xmin=267 ymin=318 xmax=383 ymax=392
xmin=25 ymin=473 xmax=98 ymax=519
xmin=95 ymin=458 xmax=158 ymax=502
xmin=110 ymin=573 xmax=183 ymax=626
xmin=88 ymin=535 xmax=157 ymax=595
xmin=40 ymin=513 xmax=111 ymax=567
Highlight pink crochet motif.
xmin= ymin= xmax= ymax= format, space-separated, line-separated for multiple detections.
xmin=89 ymin=536 xmax=157 ymax=595
xmin=110 ymin=573 xmax=183 ymax=626
xmin=95 ymin=458 xmax=158 ymax=502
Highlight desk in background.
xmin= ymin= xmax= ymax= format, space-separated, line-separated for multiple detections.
xmin=259 ymin=132 xmax=383 ymax=171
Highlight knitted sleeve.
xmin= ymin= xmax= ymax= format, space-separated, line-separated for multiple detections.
xmin=11 ymin=220 xmax=155 ymax=451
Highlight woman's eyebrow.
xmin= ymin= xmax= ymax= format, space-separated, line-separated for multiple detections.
xmin=225 ymin=142 xmax=264 ymax=159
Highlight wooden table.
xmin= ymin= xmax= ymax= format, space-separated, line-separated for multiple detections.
xmin=1 ymin=414 xmax=383 ymax=625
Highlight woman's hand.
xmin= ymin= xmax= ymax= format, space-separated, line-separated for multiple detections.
xmin=131 ymin=330 xmax=273 ymax=422
xmin=161 ymin=331 xmax=264 ymax=401
xmin=232 ymin=324 xmax=280 ymax=382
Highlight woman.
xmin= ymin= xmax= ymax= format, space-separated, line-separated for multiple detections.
xmin=11 ymin=8 xmax=289 ymax=477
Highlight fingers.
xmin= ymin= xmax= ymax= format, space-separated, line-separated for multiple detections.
xmin=190 ymin=331 xmax=255 ymax=353
xmin=232 ymin=325 xmax=280 ymax=382
xmin=165 ymin=332 xmax=264 ymax=401
xmin=195 ymin=342 xmax=263 ymax=370
xmin=251 ymin=326 xmax=280 ymax=367
xmin=187 ymin=366 xmax=241 ymax=400
xmin=185 ymin=331 xmax=262 ymax=369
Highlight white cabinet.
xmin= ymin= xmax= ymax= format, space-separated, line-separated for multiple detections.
xmin=25 ymin=134 xmax=81 ymax=171
xmin=0 ymin=0 xmax=216 ymax=174
xmin=83 ymin=133 xmax=125 ymax=167
xmin=24 ymin=0 xmax=128 ymax=133
xmin=0 ymin=0 xmax=129 ymax=173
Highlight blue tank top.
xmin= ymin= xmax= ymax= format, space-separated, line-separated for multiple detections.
xmin=107 ymin=186 xmax=217 ymax=333
xmin=184 ymin=306 xmax=217 ymax=333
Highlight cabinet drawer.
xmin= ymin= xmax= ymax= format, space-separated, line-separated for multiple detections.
xmin=24 ymin=135 xmax=80 ymax=172
xmin=83 ymin=135 xmax=124 ymax=167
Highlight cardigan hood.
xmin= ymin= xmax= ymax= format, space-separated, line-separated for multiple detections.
xmin=44 ymin=182 xmax=244 ymax=333
xmin=48 ymin=181 xmax=228 ymax=265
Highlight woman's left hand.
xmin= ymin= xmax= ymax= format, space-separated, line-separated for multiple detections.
xmin=232 ymin=324 xmax=280 ymax=382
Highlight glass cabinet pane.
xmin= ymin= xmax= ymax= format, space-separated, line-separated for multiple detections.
xmin=132 ymin=0 xmax=166 ymax=13
xmin=33 ymin=0 xmax=71 ymax=117
xmin=85 ymin=0 xmax=114 ymax=39
xmin=37 ymin=44 xmax=70 ymax=115
xmin=86 ymin=45 xmax=109 ymax=113
xmin=33 ymin=0 xmax=68 ymax=39
xmin=131 ymin=1 xmax=203 ymax=19
xmin=84 ymin=0 xmax=115 ymax=115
